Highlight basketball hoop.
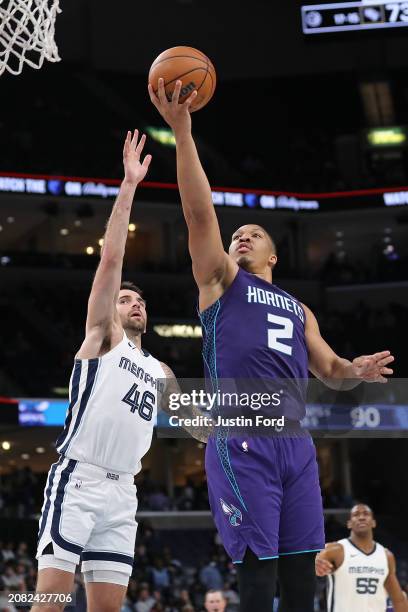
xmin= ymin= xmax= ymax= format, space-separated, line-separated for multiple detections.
xmin=0 ymin=0 xmax=61 ymax=76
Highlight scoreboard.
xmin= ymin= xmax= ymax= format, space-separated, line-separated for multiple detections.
xmin=301 ymin=0 xmax=408 ymax=33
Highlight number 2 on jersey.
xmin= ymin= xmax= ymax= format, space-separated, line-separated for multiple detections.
xmin=122 ymin=383 xmax=154 ymax=421
xmin=267 ymin=313 xmax=294 ymax=356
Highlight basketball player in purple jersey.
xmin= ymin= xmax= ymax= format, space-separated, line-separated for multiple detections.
xmin=149 ymin=79 xmax=395 ymax=611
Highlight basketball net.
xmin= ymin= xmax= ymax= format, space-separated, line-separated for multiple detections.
xmin=0 ymin=0 xmax=61 ymax=76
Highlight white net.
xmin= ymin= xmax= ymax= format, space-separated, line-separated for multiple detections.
xmin=0 ymin=0 xmax=61 ymax=76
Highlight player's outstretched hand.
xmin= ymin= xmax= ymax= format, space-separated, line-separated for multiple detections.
xmin=315 ymin=556 xmax=334 ymax=577
xmin=351 ymin=350 xmax=395 ymax=383
xmin=148 ymin=78 xmax=197 ymax=134
xmin=123 ymin=130 xmax=152 ymax=185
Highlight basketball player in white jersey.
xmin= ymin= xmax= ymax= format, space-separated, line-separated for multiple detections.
xmin=32 ymin=131 xmax=175 ymax=612
xmin=315 ymin=504 xmax=408 ymax=612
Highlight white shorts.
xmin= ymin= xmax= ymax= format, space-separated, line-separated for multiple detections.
xmin=36 ymin=457 xmax=137 ymax=578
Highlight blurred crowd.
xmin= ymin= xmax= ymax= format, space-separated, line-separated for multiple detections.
xmin=1 ymin=524 xmax=407 ymax=611
xmin=316 ymin=302 xmax=407 ymax=376
xmin=320 ymin=250 xmax=407 ymax=285
xmin=0 ymin=531 xmax=242 ymax=612
xmin=2 ymin=69 xmax=408 ymax=192
xmin=0 ymin=276 xmax=407 ymax=398
xmin=0 ymin=468 xmax=40 ymax=520
xmin=135 ymin=475 xmax=209 ymax=513
xmin=0 ymin=246 xmax=407 ymax=285
xmin=0 ymin=541 xmax=38 ymax=611
xmin=119 ymin=525 xmax=241 ymax=612
xmin=0 ymin=468 xmax=211 ymax=519
xmin=0 ymin=463 xmax=354 ymax=523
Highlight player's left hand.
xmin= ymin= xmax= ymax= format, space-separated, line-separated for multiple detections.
xmin=351 ymin=350 xmax=395 ymax=383
xmin=123 ymin=129 xmax=152 ymax=185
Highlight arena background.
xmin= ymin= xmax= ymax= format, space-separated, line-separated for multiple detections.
xmin=1 ymin=0 xmax=408 ymax=609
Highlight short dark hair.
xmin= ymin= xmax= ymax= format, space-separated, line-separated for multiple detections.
xmin=350 ymin=503 xmax=374 ymax=518
xmin=120 ymin=281 xmax=145 ymax=301
xmin=259 ymin=226 xmax=277 ymax=254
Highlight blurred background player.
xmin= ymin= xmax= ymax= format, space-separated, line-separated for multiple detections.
xmin=316 ymin=504 xmax=408 ymax=611
xmin=148 ymin=78 xmax=395 ymax=612
xmin=203 ymin=589 xmax=227 ymax=612
xmin=33 ymin=131 xmax=174 ymax=612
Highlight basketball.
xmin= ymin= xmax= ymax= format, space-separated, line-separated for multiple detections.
xmin=148 ymin=46 xmax=216 ymax=112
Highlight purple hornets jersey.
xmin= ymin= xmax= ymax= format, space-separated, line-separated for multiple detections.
xmin=199 ymin=267 xmax=309 ymax=421
xmin=199 ymin=268 xmax=324 ymax=563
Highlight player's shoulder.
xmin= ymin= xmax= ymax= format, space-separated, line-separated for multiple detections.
xmin=318 ymin=541 xmax=345 ymax=556
xmin=76 ymin=322 xmax=124 ymax=360
xmin=275 ymin=284 xmax=298 ymax=301
xmin=319 ymin=540 xmax=345 ymax=569
xmin=159 ymin=361 xmax=176 ymax=378
xmin=131 ymin=341 xmax=165 ymax=373
xmin=137 ymin=345 xmax=164 ymax=368
xmin=382 ymin=547 xmax=398 ymax=574
xmin=373 ymin=540 xmax=390 ymax=554
xmin=124 ymin=335 xmax=151 ymax=360
xmin=327 ymin=540 xmax=347 ymax=555
xmin=300 ymin=301 xmax=315 ymax=319
xmin=326 ymin=540 xmax=344 ymax=549
xmin=384 ymin=547 xmax=396 ymax=563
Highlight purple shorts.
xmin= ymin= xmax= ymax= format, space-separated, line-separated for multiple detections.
xmin=205 ymin=433 xmax=325 ymax=563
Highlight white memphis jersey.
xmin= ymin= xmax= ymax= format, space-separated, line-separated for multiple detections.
xmin=56 ymin=333 xmax=165 ymax=475
xmin=327 ymin=538 xmax=389 ymax=612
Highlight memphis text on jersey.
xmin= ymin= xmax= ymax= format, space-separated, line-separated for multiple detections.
xmin=119 ymin=356 xmax=165 ymax=392
xmin=348 ymin=565 xmax=386 ymax=576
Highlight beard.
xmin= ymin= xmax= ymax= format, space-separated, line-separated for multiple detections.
xmin=124 ymin=317 xmax=145 ymax=334
xmin=236 ymin=254 xmax=253 ymax=270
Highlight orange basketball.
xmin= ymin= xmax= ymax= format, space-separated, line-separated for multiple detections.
xmin=148 ymin=46 xmax=216 ymax=112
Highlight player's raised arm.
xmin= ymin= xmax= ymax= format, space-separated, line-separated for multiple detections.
xmin=384 ymin=550 xmax=408 ymax=611
xmin=302 ymin=304 xmax=395 ymax=389
xmin=148 ymin=79 xmax=237 ymax=305
xmin=77 ymin=131 xmax=151 ymax=359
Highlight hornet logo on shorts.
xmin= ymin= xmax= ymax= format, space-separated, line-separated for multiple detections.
xmin=220 ymin=498 xmax=242 ymax=527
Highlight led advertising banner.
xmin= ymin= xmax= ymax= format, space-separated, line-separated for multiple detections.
xmin=2 ymin=172 xmax=408 ymax=213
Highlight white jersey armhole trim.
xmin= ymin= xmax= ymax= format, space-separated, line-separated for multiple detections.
xmin=75 ymin=331 xmax=127 ymax=364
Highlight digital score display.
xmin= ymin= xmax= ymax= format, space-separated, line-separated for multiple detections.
xmin=301 ymin=0 xmax=408 ymax=34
